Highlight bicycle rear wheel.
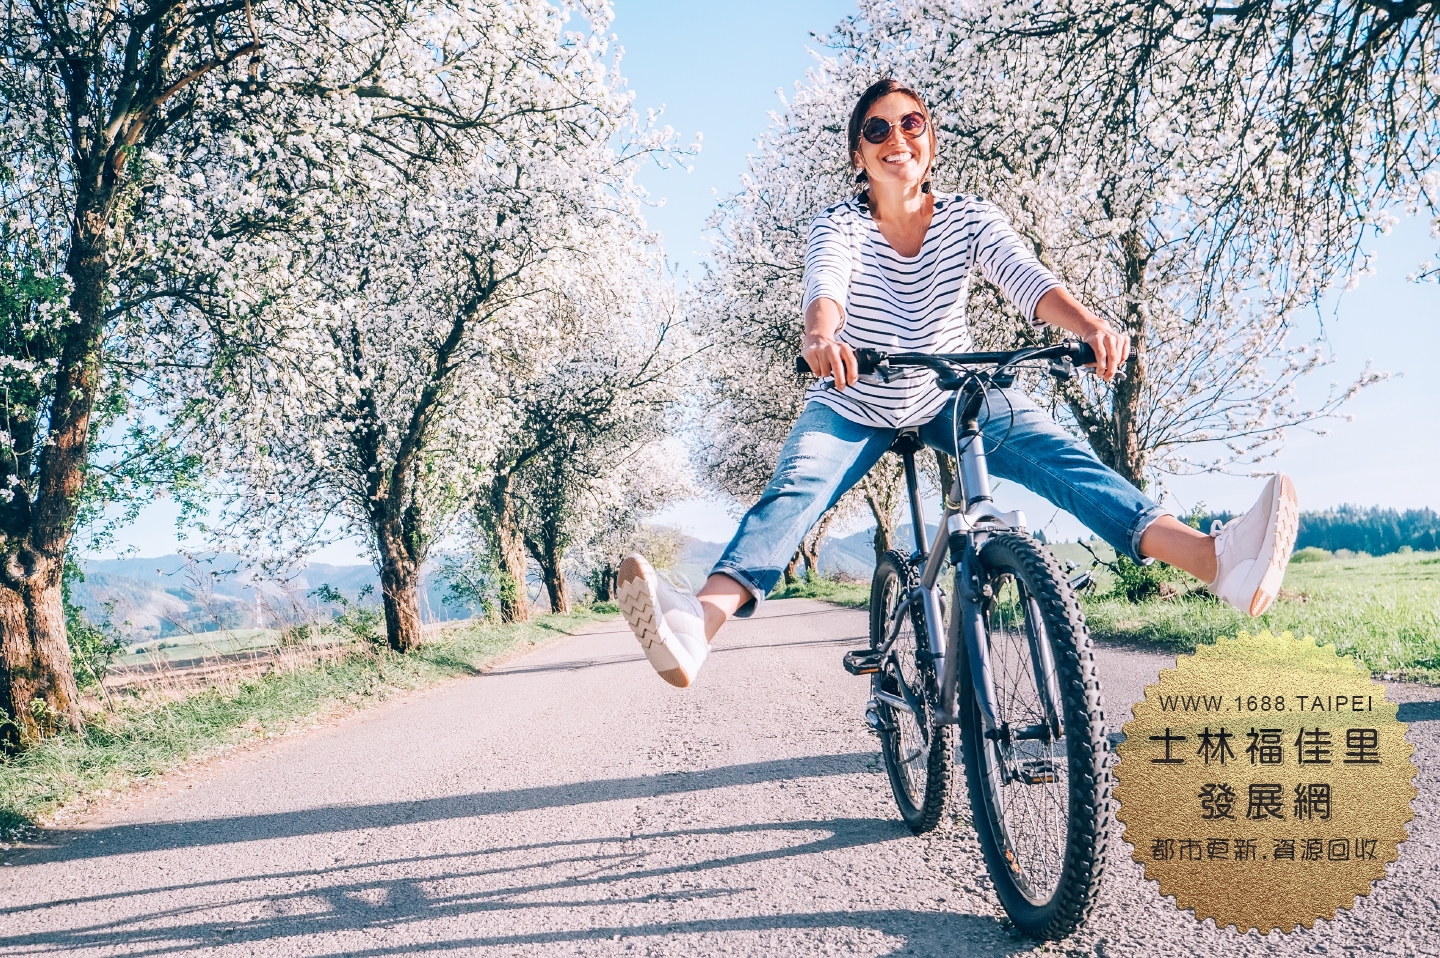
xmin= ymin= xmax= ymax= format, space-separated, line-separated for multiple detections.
xmin=870 ymin=550 xmax=953 ymax=833
xmin=957 ymin=533 xmax=1109 ymax=939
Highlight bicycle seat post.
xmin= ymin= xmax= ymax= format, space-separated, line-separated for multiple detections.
xmin=892 ymin=429 xmax=928 ymax=555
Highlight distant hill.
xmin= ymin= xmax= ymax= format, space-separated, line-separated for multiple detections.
xmin=71 ymin=554 xmax=465 ymax=643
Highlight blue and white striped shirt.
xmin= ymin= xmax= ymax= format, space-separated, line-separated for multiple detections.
xmin=802 ymin=192 xmax=1060 ymax=428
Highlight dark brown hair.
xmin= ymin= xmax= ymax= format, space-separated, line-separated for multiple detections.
xmin=847 ymin=78 xmax=937 ymax=200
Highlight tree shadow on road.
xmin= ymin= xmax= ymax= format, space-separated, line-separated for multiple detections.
xmin=489 ymin=632 xmax=869 ymax=678
xmin=17 ymin=752 xmax=879 ymax=865
xmin=2 ymin=815 xmax=1029 ymax=958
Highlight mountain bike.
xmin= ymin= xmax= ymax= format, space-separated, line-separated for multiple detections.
xmin=797 ymin=341 xmax=1112 ymax=939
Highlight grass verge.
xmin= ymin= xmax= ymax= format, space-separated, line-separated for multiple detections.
xmin=1081 ymin=550 xmax=1440 ymax=681
xmin=773 ymin=550 xmax=1438 ymax=683
xmin=0 ymin=608 xmax=609 ymax=837
xmin=770 ymin=574 xmax=870 ymax=608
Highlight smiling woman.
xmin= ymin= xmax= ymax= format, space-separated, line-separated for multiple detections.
xmin=615 ymin=77 xmax=1304 ymax=693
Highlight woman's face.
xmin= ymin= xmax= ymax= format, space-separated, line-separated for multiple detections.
xmin=855 ymin=91 xmax=933 ymax=190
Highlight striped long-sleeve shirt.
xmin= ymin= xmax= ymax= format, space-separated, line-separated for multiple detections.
xmin=802 ymin=192 xmax=1061 ymax=428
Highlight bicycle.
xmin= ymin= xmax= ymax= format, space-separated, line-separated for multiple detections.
xmin=797 ymin=340 xmax=1112 ymax=939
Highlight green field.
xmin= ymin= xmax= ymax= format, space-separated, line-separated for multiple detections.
xmin=113 ymin=628 xmax=297 ymax=665
xmin=773 ymin=547 xmax=1440 ymax=681
xmin=1081 ymin=549 xmax=1440 ymax=678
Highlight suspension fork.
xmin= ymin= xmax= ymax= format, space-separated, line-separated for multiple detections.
xmin=940 ymin=544 xmax=1000 ymax=733
xmin=930 ymin=403 xmax=1001 ymax=732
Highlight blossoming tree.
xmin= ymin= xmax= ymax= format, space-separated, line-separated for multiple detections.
xmin=193 ymin=0 xmax=679 ymax=648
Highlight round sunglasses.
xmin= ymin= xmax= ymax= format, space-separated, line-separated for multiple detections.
xmin=861 ymin=111 xmax=927 ymax=145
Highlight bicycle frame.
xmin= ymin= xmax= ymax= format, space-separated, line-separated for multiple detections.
xmin=872 ymin=379 xmax=1063 ymax=740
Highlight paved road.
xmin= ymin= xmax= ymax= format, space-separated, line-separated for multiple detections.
xmin=2 ymin=599 xmax=1435 ymax=956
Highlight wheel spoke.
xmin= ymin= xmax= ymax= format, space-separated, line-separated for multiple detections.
xmin=985 ymin=571 xmax=1069 ymax=901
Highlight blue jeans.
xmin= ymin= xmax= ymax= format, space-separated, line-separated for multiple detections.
xmin=713 ymin=392 xmax=1168 ymax=615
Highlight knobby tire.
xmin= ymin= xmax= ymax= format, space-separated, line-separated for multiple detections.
xmin=957 ymin=533 xmax=1110 ymax=939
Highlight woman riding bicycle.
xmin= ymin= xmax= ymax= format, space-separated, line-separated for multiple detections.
xmin=618 ymin=78 xmax=1299 ymax=688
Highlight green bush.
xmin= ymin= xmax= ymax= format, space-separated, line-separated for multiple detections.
xmin=62 ymin=560 xmax=123 ymax=689
xmin=1104 ymin=555 xmax=1198 ymax=603
xmin=1291 ymin=546 xmax=1333 ymax=563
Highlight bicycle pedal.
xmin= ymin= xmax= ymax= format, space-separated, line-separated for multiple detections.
xmin=843 ymin=649 xmax=882 ymax=675
xmin=1017 ymin=759 xmax=1059 ymax=785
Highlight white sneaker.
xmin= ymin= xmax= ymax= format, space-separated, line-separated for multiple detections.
xmin=616 ymin=554 xmax=709 ymax=688
xmin=1209 ymin=474 xmax=1299 ymax=617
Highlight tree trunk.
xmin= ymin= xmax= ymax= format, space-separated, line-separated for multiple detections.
xmin=784 ymin=549 xmax=803 ymax=585
xmin=523 ymin=506 xmax=571 ymax=615
xmin=862 ymin=455 xmax=903 ymax=566
xmin=590 ymin=563 xmax=616 ymax=602
xmin=531 ymin=535 xmax=570 ymax=614
xmin=1111 ymin=227 xmax=1151 ymax=487
xmin=801 ymin=506 xmax=839 ymax=577
xmin=1064 ymin=226 xmax=1151 ymax=489
xmin=541 ymin=563 xmax=570 ymax=614
xmin=487 ymin=477 xmax=531 ymax=623
xmin=0 ymin=214 xmax=110 ymax=746
xmin=376 ymin=526 xmax=423 ymax=652
xmin=0 ymin=559 xmax=81 ymax=747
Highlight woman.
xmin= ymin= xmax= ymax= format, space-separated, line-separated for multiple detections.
xmin=618 ymin=79 xmax=1298 ymax=688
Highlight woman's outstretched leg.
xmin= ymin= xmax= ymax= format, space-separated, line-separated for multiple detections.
xmin=1140 ymin=474 xmax=1299 ymax=616
xmin=922 ymin=389 xmax=1299 ymax=617
xmin=617 ymin=402 xmax=892 ymax=688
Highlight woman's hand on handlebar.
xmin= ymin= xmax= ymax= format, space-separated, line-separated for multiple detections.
xmin=1081 ymin=325 xmax=1129 ymax=382
xmin=802 ymin=297 xmax=860 ymax=390
xmin=802 ymin=334 xmax=860 ymax=390
xmin=1033 ymin=287 xmax=1128 ymax=382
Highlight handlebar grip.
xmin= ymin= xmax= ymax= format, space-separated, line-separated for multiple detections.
xmin=794 ymin=349 xmax=884 ymax=378
xmin=1066 ymin=340 xmax=1127 ymax=381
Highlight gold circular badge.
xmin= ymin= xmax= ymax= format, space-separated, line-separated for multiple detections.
xmin=1113 ymin=630 xmax=1417 ymax=933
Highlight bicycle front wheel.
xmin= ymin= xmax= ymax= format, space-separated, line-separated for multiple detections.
xmin=870 ymin=550 xmax=953 ymax=833
xmin=958 ymin=533 xmax=1110 ymax=939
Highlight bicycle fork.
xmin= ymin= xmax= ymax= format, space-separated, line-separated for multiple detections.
xmin=930 ymin=399 xmax=1062 ymax=743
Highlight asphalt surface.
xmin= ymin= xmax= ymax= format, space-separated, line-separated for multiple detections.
xmin=2 ymin=598 xmax=1435 ymax=956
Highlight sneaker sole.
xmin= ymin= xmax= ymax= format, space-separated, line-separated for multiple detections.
xmin=616 ymin=556 xmax=693 ymax=689
xmin=1249 ymin=474 xmax=1299 ymax=616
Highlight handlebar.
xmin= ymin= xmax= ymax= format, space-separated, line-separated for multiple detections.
xmin=793 ymin=340 xmax=1117 ymax=380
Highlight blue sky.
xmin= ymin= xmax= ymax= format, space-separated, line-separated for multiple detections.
xmin=106 ymin=0 xmax=1438 ymax=558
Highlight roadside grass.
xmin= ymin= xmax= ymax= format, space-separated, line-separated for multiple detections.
xmin=1081 ymin=549 xmax=1440 ymax=680
xmin=776 ymin=548 xmax=1438 ymax=682
xmin=0 ymin=608 xmax=608 ymax=837
xmin=770 ymin=574 xmax=869 ymax=608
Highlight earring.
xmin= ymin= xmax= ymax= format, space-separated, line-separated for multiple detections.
xmin=855 ymin=169 xmax=870 ymax=208
xmin=921 ymin=181 xmax=931 ymax=194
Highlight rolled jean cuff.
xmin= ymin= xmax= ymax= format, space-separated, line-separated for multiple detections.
xmin=710 ymin=564 xmax=766 ymax=618
xmin=1128 ymin=505 xmax=1174 ymax=565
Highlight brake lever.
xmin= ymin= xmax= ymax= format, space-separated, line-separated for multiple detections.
xmin=1052 ymin=355 xmax=1127 ymax=384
